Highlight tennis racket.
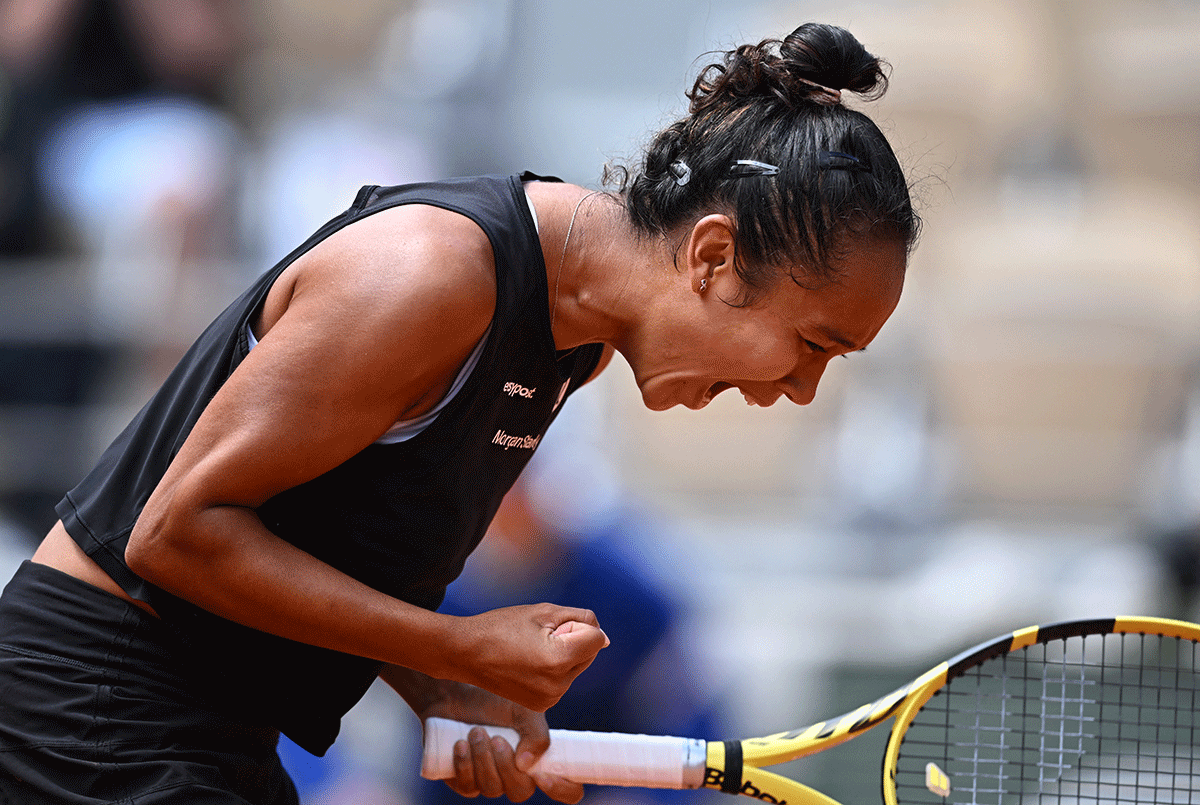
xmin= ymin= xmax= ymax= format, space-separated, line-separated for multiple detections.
xmin=423 ymin=616 xmax=1200 ymax=804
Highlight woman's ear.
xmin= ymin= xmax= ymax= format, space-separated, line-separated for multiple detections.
xmin=684 ymin=214 xmax=736 ymax=294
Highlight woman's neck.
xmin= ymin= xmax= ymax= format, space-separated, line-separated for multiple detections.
xmin=538 ymin=185 xmax=666 ymax=355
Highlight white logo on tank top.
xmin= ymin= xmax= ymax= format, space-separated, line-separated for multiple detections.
xmin=502 ymin=381 xmax=535 ymax=399
xmin=492 ymin=430 xmax=541 ymax=451
xmin=490 ymin=382 xmax=568 ymax=451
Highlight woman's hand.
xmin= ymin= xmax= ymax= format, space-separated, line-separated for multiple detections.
xmin=382 ymin=666 xmax=589 ymax=803
xmin=454 ymin=604 xmax=610 ymax=712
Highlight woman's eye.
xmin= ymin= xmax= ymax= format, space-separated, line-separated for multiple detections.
xmin=804 ymin=339 xmax=827 ymax=353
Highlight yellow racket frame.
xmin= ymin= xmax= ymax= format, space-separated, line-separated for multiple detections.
xmin=698 ymin=616 xmax=1200 ymax=805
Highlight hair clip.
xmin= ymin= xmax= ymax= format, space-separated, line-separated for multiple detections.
xmin=729 ymin=159 xmax=780 ymax=178
xmin=818 ymin=151 xmax=870 ymax=172
xmin=669 ymin=160 xmax=692 ymax=187
xmin=796 ymin=77 xmax=842 ymax=106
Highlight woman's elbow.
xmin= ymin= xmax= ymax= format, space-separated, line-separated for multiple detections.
xmin=126 ymin=496 xmax=190 ymax=586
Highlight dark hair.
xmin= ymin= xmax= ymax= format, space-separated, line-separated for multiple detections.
xmin=612 ymin=23 xmax=920 ymax=305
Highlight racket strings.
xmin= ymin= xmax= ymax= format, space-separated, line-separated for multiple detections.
xmin=892 ymin=632 xmax=1200 ymax=804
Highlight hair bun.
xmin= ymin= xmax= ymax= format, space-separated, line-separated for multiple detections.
xmin=779 ymin=23 xmax=888 ymax=100
xmin=690 ymin=22 xmax=888 ymax=113
xmin=619 ymin=21 xmax=917 ymax=299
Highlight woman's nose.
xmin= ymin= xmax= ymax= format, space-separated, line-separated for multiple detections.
xmin=778 ymin=359 xmax=829 ymax=406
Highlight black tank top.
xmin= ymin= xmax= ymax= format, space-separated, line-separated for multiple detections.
xmin=55 ymin=173 xmax=606 ymax=754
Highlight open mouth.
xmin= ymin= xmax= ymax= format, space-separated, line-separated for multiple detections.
xmin=699 ymin=382 xmax=772 ymax=408
xmin=704 ymin=382 xmax=734 ymax=404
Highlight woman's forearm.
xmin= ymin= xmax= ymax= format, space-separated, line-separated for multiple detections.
xmin=127 ymin=499 xmax=608 ymax=712
xmin=128 ymin=501 xmax=461 ymax=677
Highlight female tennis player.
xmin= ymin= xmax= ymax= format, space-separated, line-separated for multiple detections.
xmin=0 ymin=22 xmax=919 ymax=805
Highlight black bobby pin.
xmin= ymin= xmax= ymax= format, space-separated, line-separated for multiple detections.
xmin=818 ymin=151 xmax=870 ymax=171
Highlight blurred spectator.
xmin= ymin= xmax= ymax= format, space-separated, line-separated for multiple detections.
xmin=0 ymin=0 xmax=247 ymax=336
xmin=0 ymin=0 xmax=247 ymax=548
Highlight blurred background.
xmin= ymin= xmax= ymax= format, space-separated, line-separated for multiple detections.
xmin=2 ymin=0 xmax=1199 ymax=803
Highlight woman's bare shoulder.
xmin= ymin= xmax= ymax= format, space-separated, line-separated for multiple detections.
xmin=261 ymin=204 xmax=500 ymax=353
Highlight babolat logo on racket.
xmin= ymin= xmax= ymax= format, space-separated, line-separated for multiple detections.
xmin=703 ymin=769 xmax=786 ymax=804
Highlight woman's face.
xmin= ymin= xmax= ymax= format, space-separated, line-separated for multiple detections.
xmin=633 ymin=234 xmax=906 ymax=411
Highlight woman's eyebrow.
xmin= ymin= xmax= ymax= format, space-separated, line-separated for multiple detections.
xmin=816 ymin=325 xmax=858 ymax=350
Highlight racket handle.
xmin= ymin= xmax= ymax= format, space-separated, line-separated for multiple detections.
xmin=421 ymin=717 xmax=708 ymax=789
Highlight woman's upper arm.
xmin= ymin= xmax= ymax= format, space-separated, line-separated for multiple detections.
xmin=139 ymin=206 xmax=496 ymax=524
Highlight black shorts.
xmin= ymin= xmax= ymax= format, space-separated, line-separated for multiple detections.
xmin=0 ymin=561 xmax=299 ymax=805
